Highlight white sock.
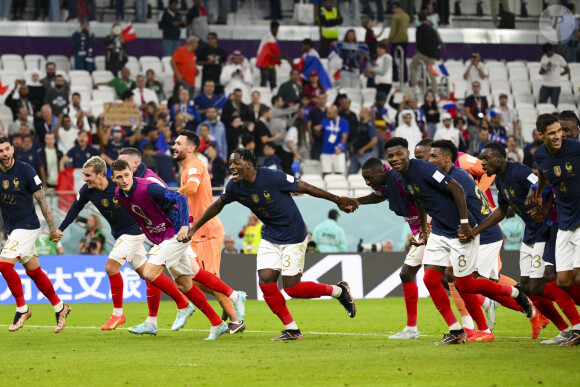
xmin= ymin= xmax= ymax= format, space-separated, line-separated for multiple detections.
xmin=405 ymin=325 xmax=418 ymax=332
xmin=573 ymin=324 xmax=580 ymax=331
xmin=284 ymin=321 xmax=299 ymax=330
xmin=331 ymin=285 xmax=342 ymax=298
xmin=461 ymin=316 xmax=475 ymax=330
xmin=53 ymin=301 xmax=64 ymax=313
xmin=562 ymin=327 xmax=572 ymax=333
xmin=481 ymin=297 xmax=491 ymax=311
xmin=16 ymin=305 xmax=28 ymax=313
xmin=146 ymin=316 xmax=157 ymax=325
xmin=229 ymin=290 xmax=239 ymax=303
xmin=481 ymin=329 xmax=491 ymax=333
xmin=230 ymin=320 xmax=239 ymax=325
xmin=113 ymin=308 xmax=123 ymax=317
xmin=449 ymin=322 xmax=462 ymax=331
xmin=511 ymin=287 xmax=519 ymax=298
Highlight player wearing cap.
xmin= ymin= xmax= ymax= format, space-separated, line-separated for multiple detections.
xmin=0 ymin=136 xmax=71 ymax=333
xmin=188 ymin=148 xmax=358 ymax=341
xmin=487 ymin=109 xmax=507 ymax=145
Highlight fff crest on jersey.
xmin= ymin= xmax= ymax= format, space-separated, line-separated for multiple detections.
xmin=554 ymin=165 xmax=561 ymax=177
xmin=2 ymin=180 xmax=8 ymax=189
xmin=251 ymin=194 xmax=259 ymax=203
xmin=566 ymin=162 xmax=573 ymax=173
xmin=509 ymin=187 xmax=516 ymax=197
xmin=13 ymin=178 xmax=19 ymax=189
xmin=112 ymin=197 xmax=119 ymax=206
xmin=101 ymin=199 xmax=109 ymax=207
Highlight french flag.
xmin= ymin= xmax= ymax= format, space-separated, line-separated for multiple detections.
xmin=256 ymin=34 xmax=280 ymax=68
xmin=301 ymin=56 xmax=333 ymax=90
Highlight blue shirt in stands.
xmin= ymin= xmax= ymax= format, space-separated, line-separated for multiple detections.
xmin=59 ymin=177 xmax=143 ymax=240
xmin=534 ymin=139 xmax=580 ymax=230
xmin=193 ymin=93 xmax=227 ymax=120
xmin=0 ymin=160 xmax=42 ymax=234
xmin=221 ymin=168 xmax=307 ymax=244
xmin=66 ymin=145 xmax=100 ymax=168
xmin=15 ymin=148 xmax=44 ymax=175
xmin=320 ymin=116 xmax=349 ymax=154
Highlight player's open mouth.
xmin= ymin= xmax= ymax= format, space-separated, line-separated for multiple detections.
xmin=231 ymin=171 xmax=239 ymax=179
xmin=2 ymin=157 xmax=10 ymax=165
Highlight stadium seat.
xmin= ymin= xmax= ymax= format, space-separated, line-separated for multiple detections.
xmin=0 ymin=70 xmax=22 ymax=89
xmin=517 ymin=106 xmax=538 ymax=123
xmin=489 ymin=80 xmax=510 ymax=94
xmin=559 ymin=94 xmax=577 ymax=105
xmin=531 ymin=80 xmax=544 ymax=100
xmin=536 ymin=103 xmax=557 ymax=115
xmin=47 ymin=55 xmax=71 ymax=72
xmin=452 ymin=79 xmax=468 ymax=100
xmin=353 ymin=188 xmax=373 ymax=196
xmin=324 ymin=174 xmax=349 ymax=188
xmin=162 ymin=73 xmax=175 ymax=97
xmin=560 ymin=80 xmax=574 ymax=96
xmin=69 ymin=70 xmax=93 ymax=90
xmin=362 ymin=88 xmax=377 ymax=106
xmin=507 ymin=65 xmax=529 ymax=82
xmin=349 ymin=102 xmax=361 ymax=114
xmin=558 ymin=103 xmax=577 ymax=115
xmin=300 ymin=174 xmax=325 ymax=188
xmin=24 ymin=54 xmax=46 ymax=71
xmin=487 ymin=64 xmax=508 ymax=81
xmin=140 ymin=56 xmax=163 ymax=76
xmin=520 ymin=121 xmax=536 ymax=144
xmin=24 ymin=69 xmax=45 ymax=84
xmin=511 ymin=80 xmax=531 ymax=95
xmin=92 ymin=88 xmax=116 ymax=102
xmin=302 ymin=160 xmax=322 ymax=175
xmin=569 ymin=63 xmax=580 ymax=81
xmin=527 ymin=62 xmax=542 ymax=81
xmin=70 ymin=86 xmax=91 ymax=103
xmin=328 ymin=188 xmax=350 ymax=196
xmin=513 ymin=93 xmax=535 ymax=108
xmin=161 ymin=56 xmax=173 ymax=73
xmin=90 ymin=100 xmax=105 ymax=117
xmin=326 ymin=89 xmax=338 ymax=107
xmin=347 ymin=174 xmax=368 ymax=192
xmin=95 ymin=56 xmax=106 ymax=72
xmin=125 ymin=62 xmax=141 ymax=78
xmin=443 ymin=62 xmax=464 ymax=79
xmin=92 ymin=70 xmax=115 ymax=84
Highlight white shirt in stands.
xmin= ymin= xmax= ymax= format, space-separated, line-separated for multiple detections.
xmin=433 ymin=124 xmax=461 ymax=147
xmin=132 ymin=87 xmax=159 ymax=107
xmin=371 ymin=53 xmax=393 ymax=85
xmin=464 ymin=61 xmax=486 ymax=83
xmin=393 ymin=123 xmax=422 ymax=158
xmin=540 ymin=53 xmax=567 ymax=88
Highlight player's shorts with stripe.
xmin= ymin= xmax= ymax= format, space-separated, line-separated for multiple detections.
xmin=403 ymin=234 xmax=426 ymax=267
xmin=556 ymin=227 xmax=580 ymax=272
xmin=1 ymin=228 xmax=40 ymax=264
xmin=423 ymin=233 xmax=479 ymax=278
xmin=148 ymin=235 xmax=195 ymax=278
xmin=543 ymin=226 xmax=557 ymax=267
xmin=476 ymin=240 xmax=502 ymax=280
xmin=191 ymin=234 xmax=225 ymax=276
xmin=520 ymin=242 xmax=546 ymax=278
xmin=257 ymin=237 xmax=308 ymax=277
xmin=108 ymin=234 xmax=147 ymax=270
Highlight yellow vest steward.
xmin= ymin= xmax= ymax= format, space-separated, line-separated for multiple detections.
xmin=321 ymin=8 xmax=339 ymax=39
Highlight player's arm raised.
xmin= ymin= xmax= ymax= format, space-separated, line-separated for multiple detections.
xmin=34 ymin=189 xmax=58 ymax=241
xmin=188 ymin=197 xmax=227 ymax=238
xmin=462 ymin=204 xmax=509 ymax=243
xmin=296 ymin=180 xmax=358 ymax=212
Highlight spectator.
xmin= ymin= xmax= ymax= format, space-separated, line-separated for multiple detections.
xmin=320 ymin=105 xmax=349 ymax=175
xmin=349 ymin=107 xmax=377 ymax=174
xmin=501 ymin=208 xmax=525 ymax=251
xmin=300 ymin=38 xmax=321 ymax=60
xmin=34 ymin=104 xmax=59 ymax=143
xmin=239 ymin=213 xmax=262 ymax=254
xmin=304 ymin=70 xmax=326 ymax=108
xmin=370 ymin=91 xmax=389 ymax=158
xmin=145 ymin=102 xmax=159 ymax=126
xmin=141 ymin=143 xmax=159 ymax=173
xmin=463 ymin=50 xmax=487 ymax=83
xmin=270 ymin=96 xmax=296 ymax=154
xmin=225 ymin=116 xmax=250 ymax=156
xmin=261 ymin=141 xmax=282 ymax=170
xmin=113 ymin=0 xmax=125 ymax=20
xmin=197 ymin=32 xmax=228 ymax=94
xmin=139 ymin=125 xmax=160 ymax=152
xmin=72 ymin=21 xmax=95 ymax=73
xmin=253 ymin=106 xmax=279 ymax=158
xmin=308 ymin=92 xmax=328 ymax=160
xmin=198 ymin=123 xmax=216 ymax=154
xmin=334 ymin=29 xmax=370 ymax=88
xmin=15 ymin=134 xmax=46 ymax=186
xmin=5 ymin=80 xmax=35 ymax=120
xmin=171 ymin=36 xmax=199 ymax=97
xmin=385 ymin=2 xmax=410 ymax=83
xmin=44 ymin=75 xmax=69 ymax=116
xmin=241 ymin=134 xmax=256 ymax=151
xmin=338 ymin=0 xmax=360 ymax=27
xmin=54 ymin=115 xmax=78 ymax=155
xmin=410 ymin=10 xmax=440 ymax=94
xmin=454 ymin=117 xmax=469 ymax=151
xmin=197 ymin=106 xmax=227 ymax=161
xmin=311 ymin=209 xmax=347 ymax=252
xmin=337 ymin=96 xmax=359 ymax=147
xmin=206 ymin=143 xmax=227 ymax=188
xmin=539 ymin=43 xmax=569 ymax=107
xmin=381 ymin=239 xmax=394 ymax=252
xmin=99 ymin=124 xmax=141 ymax=165
xmin=221 ymin=88 xmax=252 ymax=127
xmin=277 ymin=68 xmax=303 ymax=106
xmin=464 ymin=81 xmax=489 ymax=129
xmin=433 ymin=112 xmax=461 ymax=147
xmin=38 ymin=132 xmax=62 ymax=189
xmin=468 ymin=126 xmax=491 ymax=156
xmin=506 ymin=135 xmax=523 ymax=163
xmin=215 ymin=0 xmax=230 ymax=25
xmin=265 ymin=0 xmax=282 ymax=20
xmin=365 ymin=41 xmax=392 ymax=96
xmin=487 ymin=109 xmax=507 ymax=145
xmin=522 ymin=129 xmax=543 ymax=170
xmin=249 ymin=90 xmax=268 ymax=123
xmin=101 ymin=67 xmax=136 ymax=99
xmin=145 ymin=69 xmax=165 ymax=101
xmin=222 ymin=235 xmax=239 ymax=254
xmin=397 ymin=95 xmax=425 ymax=134
xmin=41 ymin=62 xmax=69 ymax=93
xmin=170 ymin=88 xmax=201 ymax=131
xmin=194 ymin=80 xmax=226 ymax=120
xmin=186 ymin=0 xmax=209 ymax=43
xmin=557 ymin=110 xmax=580 ymax=140
xmin=59 ymin=130 xmax=100 ymax=171
xmin=256 ymin=20 xmax=284 ymax=89
xmin=495 ymin=93 xmax=519 ymax=138
xmin=36 ymin=232 xmax=64 ymax=255
xmin=27 ymin=72 xmax=45 ymax=113
xmin=393 ymin=110 xmax=422 ymax=155
xmin=283 ymin=117 xmax=310 ymax=171
xmin=318 ymin=0 xmax=343 ymax=58
xmin=221 ymin=51 xmax=253 ymax=103
xmin=65 ymin=92 xmax=91 ymax=131
xmin=159 ymin=0 xmax=186 ymax=57
xmin=78 ymin=214 xmax=106 ymax=255
xmin=104 ymin=23 xmax=127 ymax=76
xmin=362 ymin=18 xmax=386 ymax=60
xmin=559 ymin=3 xmax=580 ymax=63
xmin=8 ymin=107 xmax=34 ymax=136
xmin=417 ymin=1 xmax=440 ymax=29
xmin=134 ymin=0 xmax=147 ymax=22
xmin=421 ymin=90 xmax=439 ymax=138
xmin=132 ymin=75 xmax=160 ymax=118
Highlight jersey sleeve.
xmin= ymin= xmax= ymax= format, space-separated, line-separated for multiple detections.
xmin=59 ymin=185 xmax=90 ymax=231
xmin=146 ymin=183 xmax=190 ymax=228
xmin=220 ymin=179 xmax=237 ymax=204
xmin=422 ymin=162 xmax=452 ymax=192
xmin=179 ymin=164 xmax=203 ymax=196
xmin=24 ymin=163 xmax=43 ymax=194
xmin=271 ymin=169 xmax=299 ymax=193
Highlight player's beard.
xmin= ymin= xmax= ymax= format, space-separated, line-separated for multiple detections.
xmin=172 ymin=149 xmax=186 ymax=161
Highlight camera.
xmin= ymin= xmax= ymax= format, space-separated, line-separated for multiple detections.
xmin=357 ymin=238 xmax=383 ymax=252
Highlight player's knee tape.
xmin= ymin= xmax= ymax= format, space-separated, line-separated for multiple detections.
xmin=423 ymin=269 xmax=443 ymax=290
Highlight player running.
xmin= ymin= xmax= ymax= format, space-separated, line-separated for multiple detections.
xmin=111 ymin=159 xmax=246 ymax=340
xmin=172 ymin=130 xmax=245 ymax=334
xmin=384 ymin=137 xmax=533 ymax=345
xmin=526 ymin=114 xmax=580 ymax=346
xmin=0 ymin=135 xmax=71 ymax=333
xmin=57 ymin=156 xmax=190 ymax=335
xmin=356 ymin=158 xmax=423 ymax=339
xmin=471 ymin=143 xmax=580 ymax=346
xmin=187 ymin=148 xmax=357 ymax=341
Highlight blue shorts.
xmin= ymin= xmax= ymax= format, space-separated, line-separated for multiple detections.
xmin=542 ymin=225 xmax=558 ymax=267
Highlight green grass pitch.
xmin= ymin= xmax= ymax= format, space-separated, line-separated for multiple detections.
xmin=0 ymin=298 xmax=578 ymax=386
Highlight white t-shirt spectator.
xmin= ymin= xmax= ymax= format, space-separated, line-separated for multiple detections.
xmin=393 ymin=123 xmax=422 ymax=157
xmin=57 ymin=126 xmax=79 ymax=155
xmin=497 ymin=105 xmax=518 ymax=137
xmin=540 ymin=53 xmax=567 ymax=87
xmin=464 ymin=62 xmax=487 ymax=83
xmin=433 ymin=123 xmax=461 ymax=147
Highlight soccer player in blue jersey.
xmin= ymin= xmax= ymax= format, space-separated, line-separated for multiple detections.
xmin=188 ymin=148 xmax=358 ymax=341
xmin=0 ymin=136 xmax=71 ymax=333
xmin=384 ymin=137 xmax=532 ymax=345
xmin=527 ymin=113 xmax=580 ymax=346
xmin=57 ymin=156 xmax=191 ymax=335
xmin=470 ymin=143 xmax=580 ymax=346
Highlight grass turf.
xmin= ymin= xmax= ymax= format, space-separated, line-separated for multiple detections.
xmin=0 ymin=298 xmax=577 ymax=386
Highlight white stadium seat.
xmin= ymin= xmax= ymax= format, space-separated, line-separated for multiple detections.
xmin=324 ymin=175 xmax=348 ymax=188
xmin=24 ymin=54 xmax=46 ymax=71
xmin=300 ymin=174 xmax=325 ymax=188
xmin=95 ymin=56 xmax=106 ymax=72
xmin=527 ymin=62 xmax=542 ymax=81
xmin=47 ymin=55 xmax=71 ymax=72
xmin=536 ymin=103 xmax=557 ymax=115
xmin=92 ymin=88 xmax=116 ymax=102
xmin=302 ymin=160 xmax=322 ymax=175
xmin=517 ymin=106 xmax=538 ymax=123
xmin=92 ymin=70 xmax=115 ymax=84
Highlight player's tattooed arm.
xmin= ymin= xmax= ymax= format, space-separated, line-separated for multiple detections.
xmin=296 ymin=180 xmax=358 ymax=212
xmin=188 ymin=197 xmax=226 ymax=238
xmin=33 ymin=189 xmax=58 ymax=238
